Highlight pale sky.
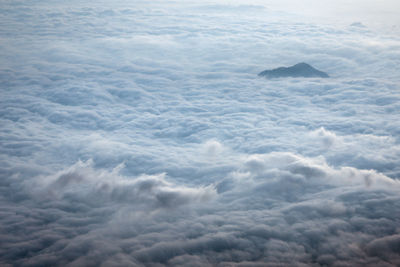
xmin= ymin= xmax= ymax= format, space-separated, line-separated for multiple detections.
xmin=217 ymin=0 xmax=400 ymax=31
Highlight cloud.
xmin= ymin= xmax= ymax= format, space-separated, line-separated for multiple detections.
xmin=3 ymin=152 xmax=399 ymax=266
xmin=1 ymin=0 xmax=400 ymax=266
xmin=33 ymin=160 xmax=216 ymax=210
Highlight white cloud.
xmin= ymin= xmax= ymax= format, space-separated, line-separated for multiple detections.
xmin=1 ymin=0 xmax=400 ymax=265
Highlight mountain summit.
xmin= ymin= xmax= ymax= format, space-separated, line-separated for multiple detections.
xmin=258 ymin=63 xmax=329 ymax=78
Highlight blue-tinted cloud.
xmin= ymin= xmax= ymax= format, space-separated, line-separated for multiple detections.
xmin=1 ymin=0 xmax=400 ymax=266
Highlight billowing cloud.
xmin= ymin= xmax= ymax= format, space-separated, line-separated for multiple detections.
xmin=1 ymin=0 xmax=400 ymax=266
xmin=1 ymin=153 xmax=400 ymax=266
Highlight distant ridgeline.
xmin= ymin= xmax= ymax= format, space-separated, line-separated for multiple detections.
xmin=258 ymin=63 xmax=329 ymax=78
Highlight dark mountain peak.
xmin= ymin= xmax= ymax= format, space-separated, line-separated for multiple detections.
xmin=258 ymin=63 xmax=329 ymax=78
xmin=293 ymin=62 xmax=310 ymax=68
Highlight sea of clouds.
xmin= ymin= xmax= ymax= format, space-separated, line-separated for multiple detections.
xmin=1 ymin=0 xmax=400 ymax=266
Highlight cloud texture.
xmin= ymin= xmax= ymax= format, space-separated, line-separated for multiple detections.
xmin=1 ymin=0 xmax=400 ymax=266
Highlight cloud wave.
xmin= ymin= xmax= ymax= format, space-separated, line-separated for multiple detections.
xmin=1 ymin=0 xmax=400 ymax=266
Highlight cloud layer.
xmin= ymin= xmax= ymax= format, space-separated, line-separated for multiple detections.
xmin=1 ymin=0 xmax=400 ymax=266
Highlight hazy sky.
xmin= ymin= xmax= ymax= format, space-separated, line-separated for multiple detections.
xmin=213 ymin=0 xmax=400 ymax=31
xmin=1 ymin=0 xmax=399 ymax=266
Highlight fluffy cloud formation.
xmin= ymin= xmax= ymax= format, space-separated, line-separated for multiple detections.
xmin=1 ymin=153 xmax=399 ymax=266
xmin=1 ymin=0 xmax=400 ymax=266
